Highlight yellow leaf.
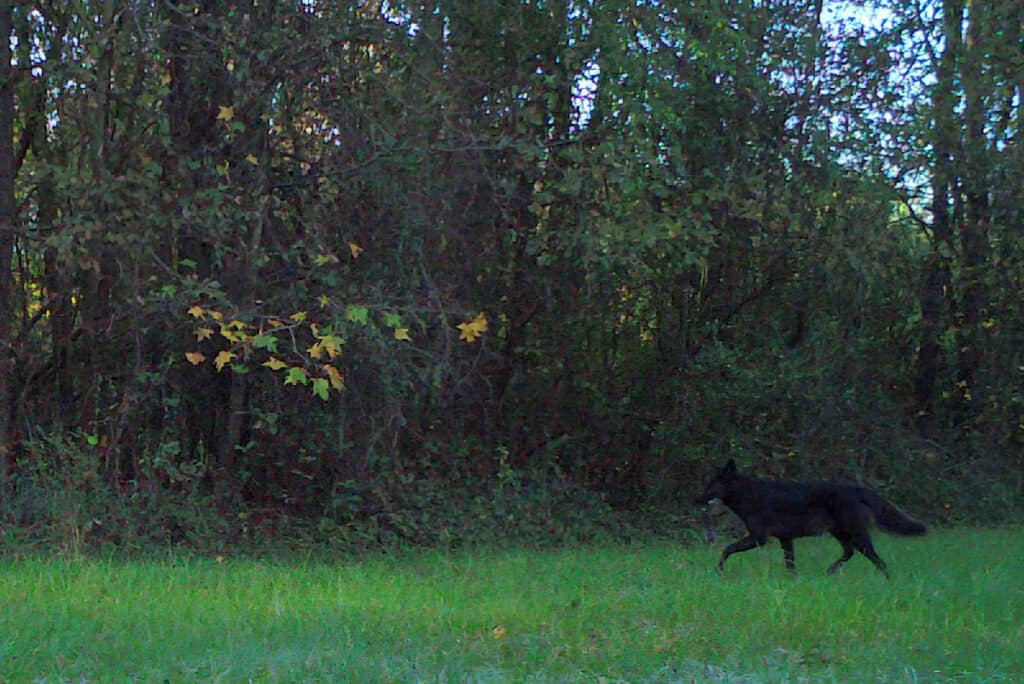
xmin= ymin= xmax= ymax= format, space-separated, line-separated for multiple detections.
xmin=268 ymin=318 xmax=286 ymax=328
xmin=307 ymin=342 xmax=324 ymax=360
xmin=195 ymin=327 xmax=214 ymax=341
xmin=219 ymin=324 xmax=243 ymax=343
xmin=314 ymin=254 xmax=339 ymax=266
xmin=216 ymin=105 xmax=235 ymax=121
xmin=161 ymin=71 xmax=173 ymax=86
xmin=348 ymin=241 xmax=364 ymax=259
xmin=492 ymin=625 xmax=506 ymax=640
xmin=262 ymin=357 xmax=288 ymax=371
xmin=210 ymin=310 xmax=224 ymax=321
xmin=394 ymin=327 xmax=412 ymax=341
xmin=320 ymin=335 xmax=343 ymax=359
xmin=290 ymin=311 xmax=307 ymax=322
xmin=457 ymin=313 xmax=488 ymax=343
xmin=187 ymin=305 xmax=206 ymax=319
xmin=185 ymin=351 xmax=207 ymax=365
xmin=245 ymin=153 xmax=259 ymax=165
xmin=324 ymin=364 xmax=345 ymax=390
xmin=319 ymin=294 xmax=331 ymax=309
xmin=214 ymin=350 xmax=236 ymax=371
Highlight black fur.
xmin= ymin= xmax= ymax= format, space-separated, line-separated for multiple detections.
xmin=695 ymin=459 xmax=926 ymax=577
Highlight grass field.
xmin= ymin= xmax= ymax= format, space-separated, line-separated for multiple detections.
xmin=0 ymin=528 xmax=1020 ymax=682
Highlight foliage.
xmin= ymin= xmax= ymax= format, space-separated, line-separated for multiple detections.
xmin=0 ymin=1 xmax=1021 ymax=545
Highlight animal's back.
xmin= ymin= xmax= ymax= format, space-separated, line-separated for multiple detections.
xmin=722 ymin=476 xmax=846 ymax=537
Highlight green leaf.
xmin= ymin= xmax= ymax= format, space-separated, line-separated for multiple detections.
xmin=311 ymin=378 xmax=330 ymax=401
xmin=285 ymin=367 xmax=309 ymax=386
xmin=346 ymin=305 xmax=370 ymax=325
xmin=253 ymin=334 xmax=278 ymax=352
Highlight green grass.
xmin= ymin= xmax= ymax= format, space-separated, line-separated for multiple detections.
xmin=0 ymin=529 xmax=1020 ymax=682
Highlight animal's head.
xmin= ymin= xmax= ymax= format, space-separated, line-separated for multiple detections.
xmin=693 ymin=458 xmax=738 ymax=508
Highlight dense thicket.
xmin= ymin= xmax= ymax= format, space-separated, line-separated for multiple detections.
xmin=0 ymin=1 xmax=1021 ymax=551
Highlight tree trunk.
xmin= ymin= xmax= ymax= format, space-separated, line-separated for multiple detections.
xmin=956 ymin=0 xmax=992 ymax=430
xmin=0 ymin=0 xmax=17 ymax=491
xmin=914 ymin=0 xmax=962 ymax=436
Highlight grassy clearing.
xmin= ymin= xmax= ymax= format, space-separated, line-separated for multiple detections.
xmin=0 ymin=528 xmax=1020 ymax=682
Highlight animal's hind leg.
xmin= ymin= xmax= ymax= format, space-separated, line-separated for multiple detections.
xmin=854 ymin=535 xmax=890 ymax=579
xmin=827 ymin=535 xmax=855 ymax=574
xmin=779 ymin=538 xmax=796 ymax=571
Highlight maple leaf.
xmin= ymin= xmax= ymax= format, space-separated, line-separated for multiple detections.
xmin=311 ymin=378 xmax=330 ymax=401
xmin=290 ymin=311 xmax=308 ymax=322
xmin=346 ymin=305 xmax=369 ymax=325
xmin=348 ymin=241 xmax=364 ymax=259
xmin=252 ymin=333 xmax=277 ymax=351
xmin=161 ymin=71 xmax=172 ymax=86
xmin=187 ymin=305 xmax=206 ymax=319
xmin=214 ymin=350 xmax=236 ymax=371
xmin=219 ymin=323 xmax=245 ymax=343
xmin=216 ymin=105 xmax=235 ymax=121
xmin=320 ymin=334 xmax=343 ymax=359
xmin=318 ymin=294 xmax=331 ymax=309
xmin=394 ymin=327 xmax=412 ymax=341
xmin=457 ymin=313 xmax=489 ymax=343
xmin=263 ymin=357 xmax=288 ymax=371
xmin=285 ymin=366 xmax=308 ymax=386
xmin=195 ymin=327 xmax=214 ymax=341
xmin=324 ymin=364 xmax=344 ymax=390
xmin=245 ymin=153 xmax=259 ymax=165
xmin=307 ymin=342 xmax=324 ymax=360
xmin=185 ymin=351 xmax=207 ymax=365
xmin=313 ymin=254 xmax=339 ymax=266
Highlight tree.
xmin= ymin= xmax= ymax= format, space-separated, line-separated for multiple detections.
xmin=0 ymin=0 xmax=15 ymax=492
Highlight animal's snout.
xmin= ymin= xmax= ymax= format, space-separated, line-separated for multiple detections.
xmin=695 ymin=496 xmax=721 ymax=511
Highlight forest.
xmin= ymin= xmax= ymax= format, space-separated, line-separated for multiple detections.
xmin=0 ymin=0 xmax=1021 ymax=552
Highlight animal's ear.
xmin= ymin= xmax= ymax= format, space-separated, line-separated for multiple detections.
xmin=723 ymin=458 xmax=737 ymax=474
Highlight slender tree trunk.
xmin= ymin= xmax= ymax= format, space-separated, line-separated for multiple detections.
xmin=0 ymin=0 xmax=17 ymax=492
xmin=914 ymin=0 xmax=962 ymax=436
xmin=956 ymin=0 xmax=992 ymax=430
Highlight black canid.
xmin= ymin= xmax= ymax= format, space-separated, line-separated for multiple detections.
xmin=695 ymin=459 xmax=926 ymax=577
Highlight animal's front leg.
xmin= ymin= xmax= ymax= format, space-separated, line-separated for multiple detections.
xmin=779 ymin=538 xmax=795 ymax=570
xmin=718 ymin=535 xmax=764 ymax=571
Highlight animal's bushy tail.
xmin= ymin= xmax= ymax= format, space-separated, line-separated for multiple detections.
xmin=861 ymin=489 xmax=927 ymax=536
